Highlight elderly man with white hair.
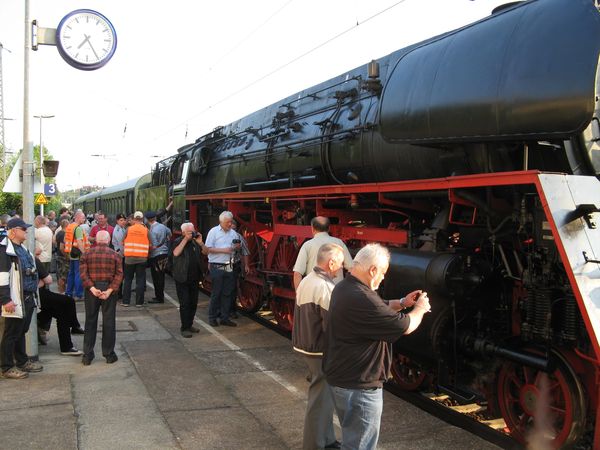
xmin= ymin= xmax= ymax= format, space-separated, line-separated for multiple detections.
xmin=79 ymin=230 xmax=123 ymax=365
xmin=204 ymin=211 xmax=241 ymax=327
xmin=171 ymin=222 xmax=205 ymax=337
xmin=323 ymin=243 xmax=431 ymax=450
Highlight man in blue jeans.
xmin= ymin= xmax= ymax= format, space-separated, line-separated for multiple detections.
xmin=204 ymin=211 xmax=240 ymax=327
xmin=65 ymin=211 xmax=88 ymax=300
xmin=323 ymin=244 xmax=431 ymax=449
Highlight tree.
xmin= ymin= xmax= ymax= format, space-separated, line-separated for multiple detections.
xmin=0 ymin=145 xmax=62 ymax=216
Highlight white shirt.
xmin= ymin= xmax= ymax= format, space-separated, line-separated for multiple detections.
xmin=35 ymin=225 xmax=54 ymax=263
xmin=205 ymin=225 xmax=239 ymax=264
xmin=292 ymin=232 xmax=352 ymax=284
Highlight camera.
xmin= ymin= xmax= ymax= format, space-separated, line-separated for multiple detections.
xmin=25 ymin=267 xmax=37 ymax=276
xmin=192 ymin=231 xmax=199 ymax=238
xmin=232 ymin=239 xmax=241 ymax=244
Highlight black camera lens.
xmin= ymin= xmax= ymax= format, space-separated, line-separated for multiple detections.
xmin=191 ymin=231 xmax=198 ymax=238
xmin=232 ymin=239 xmax=241 ymax=244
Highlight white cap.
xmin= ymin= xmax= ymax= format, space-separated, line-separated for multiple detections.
xmin=133 ymin=211 xmax=144 ymax=219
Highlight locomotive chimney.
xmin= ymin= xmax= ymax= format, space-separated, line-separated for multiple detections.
xmin=368 ymin=60 xmax=380 ymax=79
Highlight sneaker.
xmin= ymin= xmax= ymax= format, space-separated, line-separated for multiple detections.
xmin=135 ymin=304 xmax=144 ymax=308
xmin=208 ymin=320 xmax=219 ymax=327
xmin=61 ymin=348 xmax=83 ymax=356
xmin=148 ymin=298 xmax=164 ymax=304
xmin=121 ymin=302 xmax=130 ymax=307
xmin=18 ymin=360 xmax=43 ymax=372
xmin=189 ymin=326 xmax=201 ymax=333
xmin=220 ymin=319 xmax=237 ymax=327
xmin=1 ymin=367 xmax=28 ymax=379
xmin=105 ymin=353 xmax=118 ymax=364
xmin=71 ymin=327 xmax=85 ymax=335
xmin=181 ymin=329 xmax=193 ymax=338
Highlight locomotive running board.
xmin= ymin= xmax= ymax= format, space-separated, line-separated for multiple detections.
xmin=537 ymin=173 xmax=600 ymax=361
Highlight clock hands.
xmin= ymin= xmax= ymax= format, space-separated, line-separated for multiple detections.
xmin=77 ymin=34 xmax=101 ymax=61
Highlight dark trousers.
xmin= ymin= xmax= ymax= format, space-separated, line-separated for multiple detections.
xmin=37 ymin=288 xmax=77 ymax=352
xmin=83 ymin=283 xmax=117 ymax=360
xmin=1 ymin=297 xmax=35 ymax=371
xmin=208 ymin=266 xmax=235 ymax=322
xmin=122 ymin=262 xmax=146 ymax=305
xmin=303 ymin=356 xmax=337 ymax=449
xmin=230 ymin=264 xmax=241 ymax=313
xmin=149 ymin=254 xmax=167 ymax=301
xmin=175 ymin=281 xmax=199 ymax=331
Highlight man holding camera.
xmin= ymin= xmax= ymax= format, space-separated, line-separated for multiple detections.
xmin=171 ymin=223 xmax=205 ymax=337
xmin=0 ymin=218 xmax=44 ymax=379
xmin=146 ymin=211 xmax=172 ymax=304
xmin=204 ymin=211 xmax=240 ymax=327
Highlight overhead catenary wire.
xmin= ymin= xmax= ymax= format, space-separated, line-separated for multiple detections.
xmin=150 ymin=0 xmax=409 ymax=143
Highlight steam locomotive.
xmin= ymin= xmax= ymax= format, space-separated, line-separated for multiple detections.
xmin=76 ymin=0 xmax=600 ymax=447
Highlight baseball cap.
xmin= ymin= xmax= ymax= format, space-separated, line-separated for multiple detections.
xmin=133 ymin=211 xmax=144 ymax=219
xmin=7 ymin=218 xmax=32 ymax=230
xmin=144 ymin=211 xmax=157 ymax=219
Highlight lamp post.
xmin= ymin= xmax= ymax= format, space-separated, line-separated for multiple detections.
xmin=33 ymin=114 xmax=54 ymax=215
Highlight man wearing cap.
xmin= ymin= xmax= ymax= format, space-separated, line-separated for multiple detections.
xmin=146 ymin=211 xmax=171 ymax=304
xmin=0 ymin=218 xmax=44 ymax=379
xmin=121 ymin=211 xmax=151 ymax=307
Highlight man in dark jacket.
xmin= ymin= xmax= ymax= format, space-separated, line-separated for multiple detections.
xmin=0 ymin=218 xmax=44 ymax=379
xmin=323 ymin=243 xmax=431 ymax=449
xmin=292 ymin=243 xmax=345 ymax=450
xmin=171 ymin=222 xmax=205 ymax=338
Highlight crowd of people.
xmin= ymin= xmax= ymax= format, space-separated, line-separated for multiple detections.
xmin=1 ymin=206 xmax=430 ymax=448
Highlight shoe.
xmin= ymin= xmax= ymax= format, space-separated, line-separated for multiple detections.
xmin=181 ymin=330 xmax=193 ymax=338
xmin=220 ymin=319 xmax=237 ymax=327
xmin=148 ymin=298 xmax=164 ymax=304
xmin=135 ymin=304 xmax=144 ymax=308
xmin=230 ymin=312 xmax=239 ymax=319
xmin=71 ymin=327 xmax=85 ymax=335
xmin=82 ymin=357 xmax=92 ymax=366
xmin=1 ymin=367 xmax=28 ymax=379
xmin=61 ymin=348 xmax=83 ymax=356
xmin=325 ymin=441 xmax=342 ymax=449
xmin=18 ymin=360 xmax=43 ymax=372
xmin=105 ymin=353 xmax=118 ymax=364
xmin=121 ymin=302 xmax=130 ymax=307
xmin=189 ymin=326 xmax=200 ymax=333
xmin=208 ymin=320 xmax=219 ymax=327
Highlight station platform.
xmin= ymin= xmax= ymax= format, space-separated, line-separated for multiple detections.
xmin=0 ymin=274 xmax=501 ymax=450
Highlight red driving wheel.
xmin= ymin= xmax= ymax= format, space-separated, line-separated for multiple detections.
xmin=496 ymin=350 xmax=586 ymax=448
xmin=238 ymin=279 xmax=263 ymax=313
xmin=271 ymin=297 xmax=294 ymax=331
xmin=390 ymin=353 xmax=428 ymax=391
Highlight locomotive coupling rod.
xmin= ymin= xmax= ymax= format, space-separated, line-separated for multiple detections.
xmin=469 ymin=336 xmax=553 ymax=372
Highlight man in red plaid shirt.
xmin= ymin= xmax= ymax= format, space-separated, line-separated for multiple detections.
xmin=79 ymin=230 xmax=123 ymax=365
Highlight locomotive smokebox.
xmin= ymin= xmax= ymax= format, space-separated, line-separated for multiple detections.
xmin=384 ymin=250 xmax=489 ymax=363
xmin=383 ymin=249 xmax=486 ymax=300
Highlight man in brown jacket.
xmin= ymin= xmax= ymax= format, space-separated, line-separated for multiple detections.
xmin=292 ymin=243 xmax=345 ymax=450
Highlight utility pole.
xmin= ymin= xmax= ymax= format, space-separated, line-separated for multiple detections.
xmin=23 ymin=0 xmax=39 ymax=359
xmin=0 ymin=42 xmax=12 ymax=186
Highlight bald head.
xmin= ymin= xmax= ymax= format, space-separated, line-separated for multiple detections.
xmin=96 ymin=230 xmax=110 ymax=245
xmin=311 ymin=216 xmax=330 ymax=233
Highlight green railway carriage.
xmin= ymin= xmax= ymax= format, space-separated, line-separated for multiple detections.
xmin=72 ymin=174 xmax=152 ymax=222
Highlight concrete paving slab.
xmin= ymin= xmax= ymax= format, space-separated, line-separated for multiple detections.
xmin=73 ymin=351 xmax=178 ymax=450
xmin=163 ymin=407 xmax=288 ymax=449
xmin=244 ymin=399 xmax=309 ymax=449
xmin=3 ymin=402 xmax=77 ymax=450
xmin=217 ymin=371 xmax=302 ymax=406
xmin=123 ymin=339 xmax=237 ymax=411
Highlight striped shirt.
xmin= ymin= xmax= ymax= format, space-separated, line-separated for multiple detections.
xmin=79 ymin=244 xmax=123 ymax=292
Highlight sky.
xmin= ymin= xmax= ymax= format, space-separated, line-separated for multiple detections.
xmin=0 ymin=0 xmax=507 ymax=193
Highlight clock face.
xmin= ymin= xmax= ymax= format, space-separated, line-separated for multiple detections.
xmin=56 ymin=9 xmax=117 ymax=71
